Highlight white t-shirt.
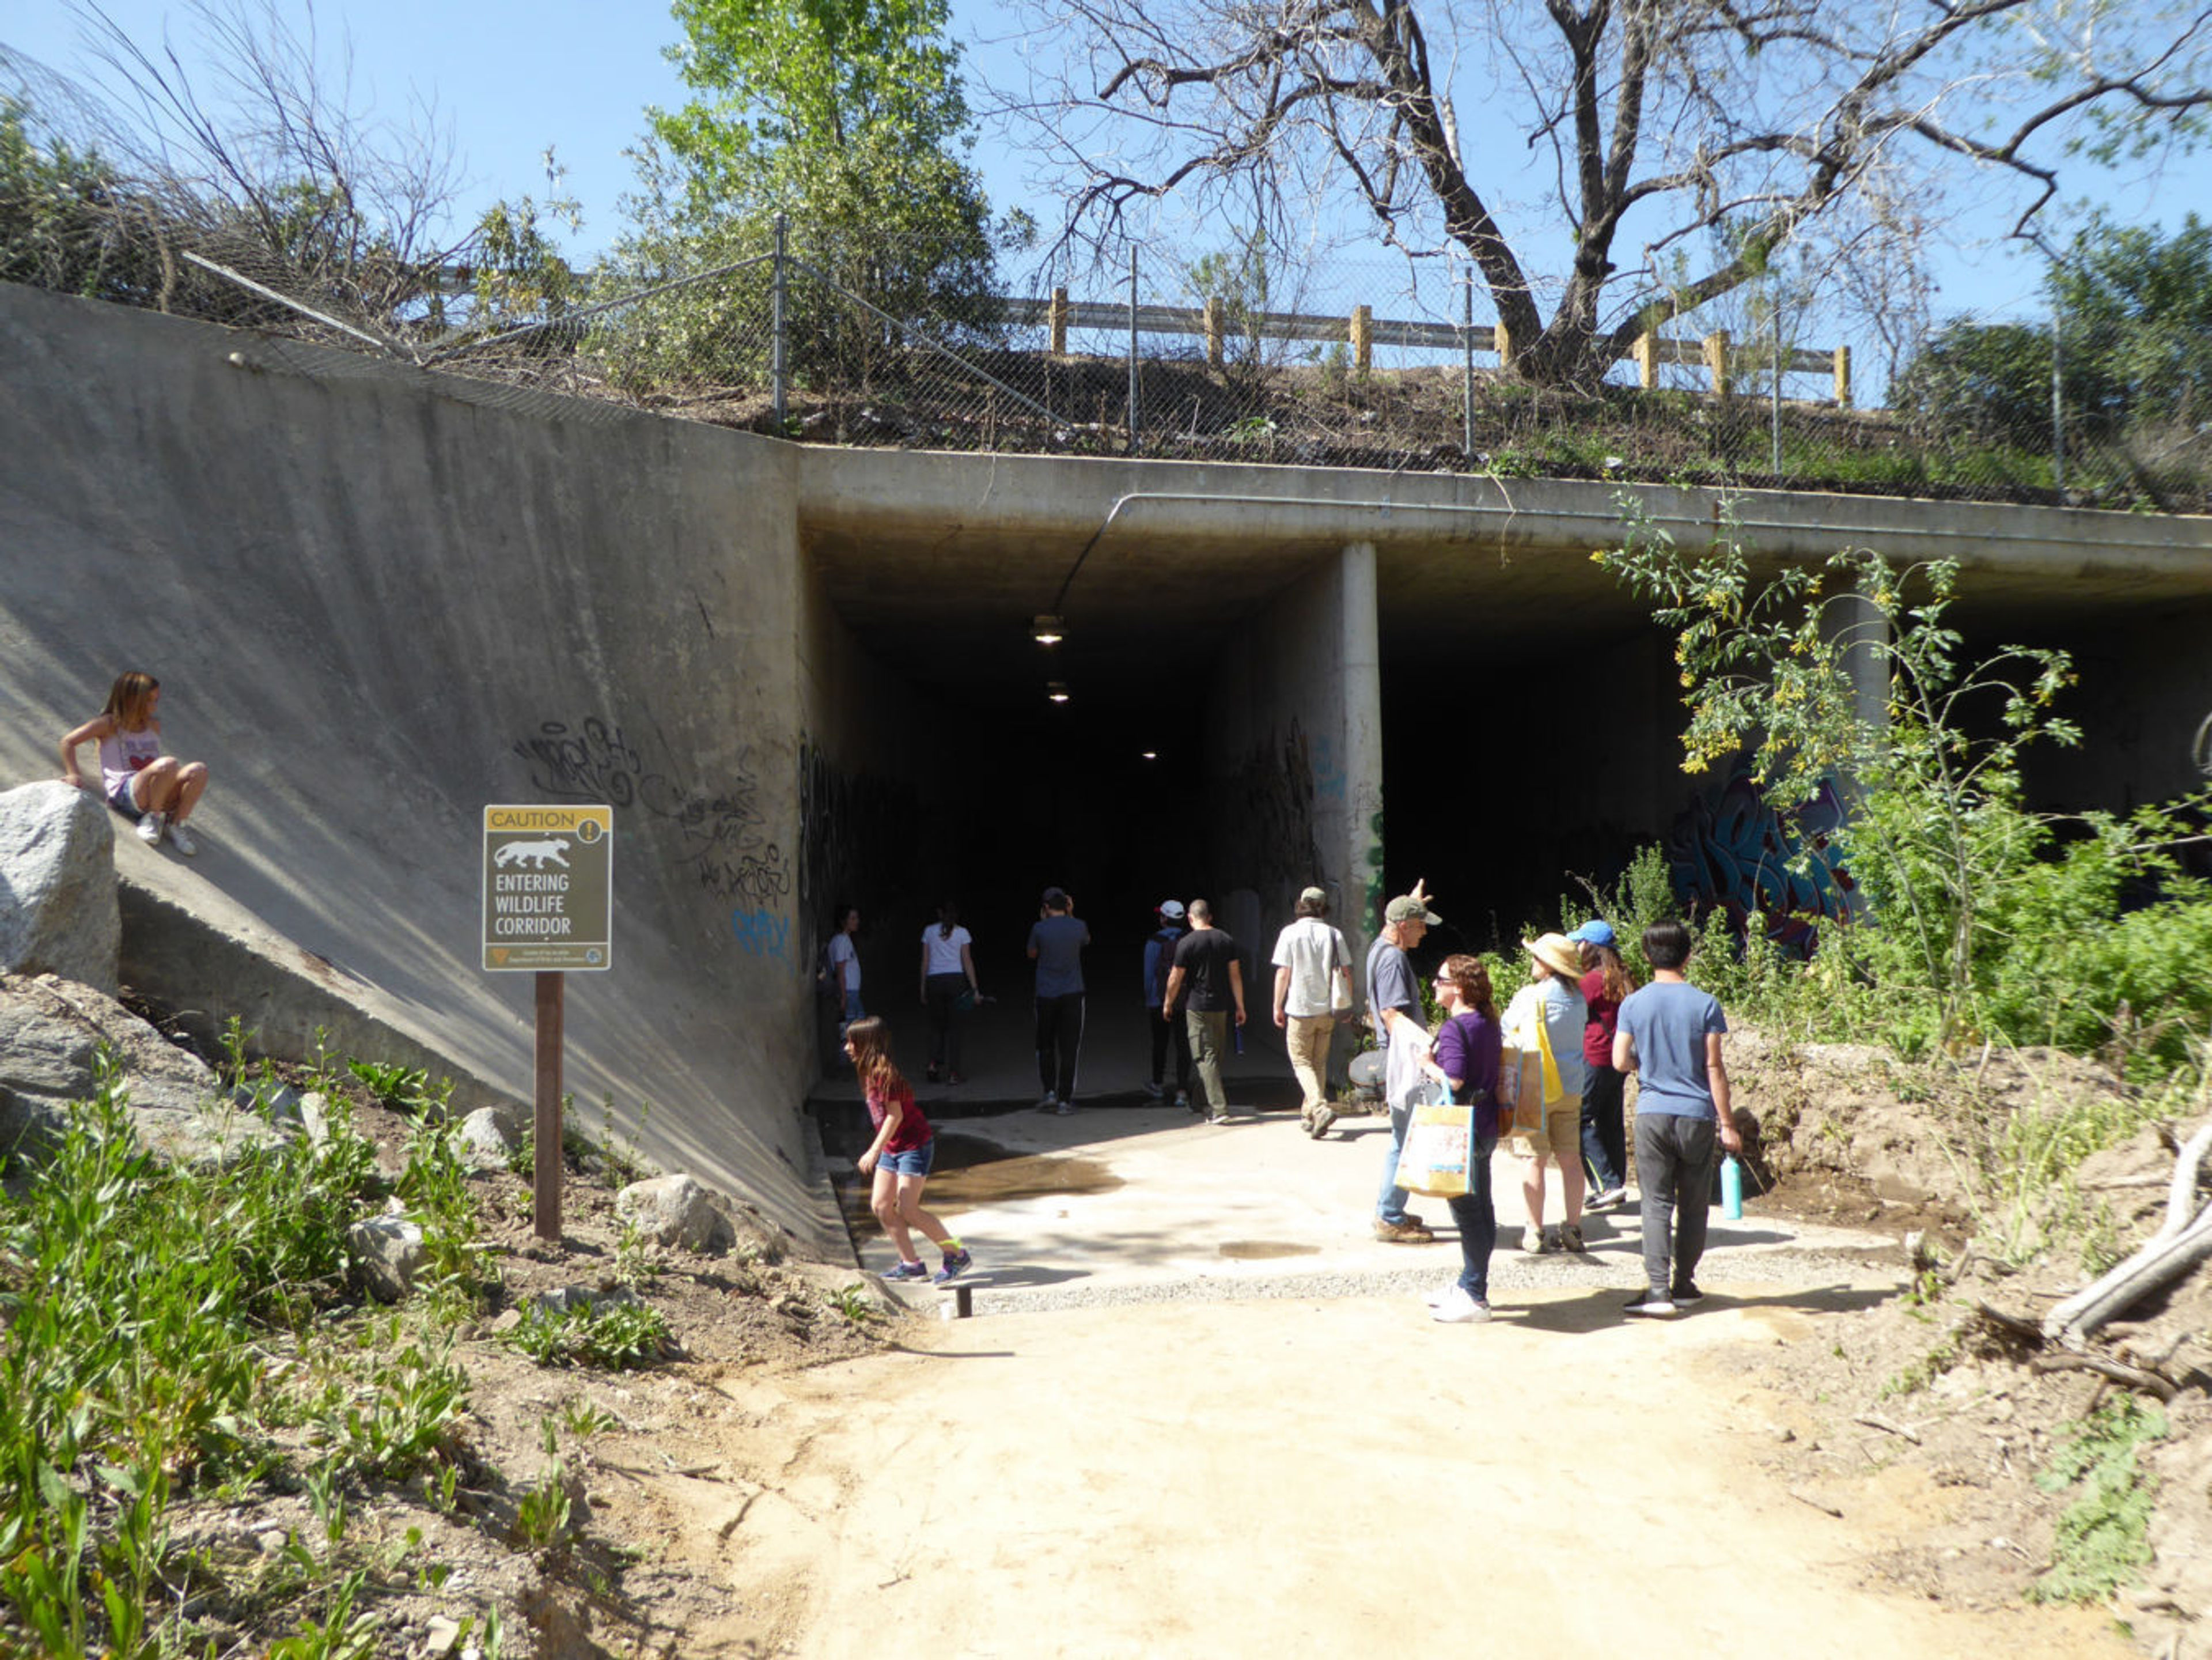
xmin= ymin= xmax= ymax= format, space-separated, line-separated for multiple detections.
xmin=921 ymin=924 xmax=972 ymax=976
xmin=827 ymin=932 xmax=859 ymax=992
xmin=1270 ymin=916 xmax=1349 ymax=1018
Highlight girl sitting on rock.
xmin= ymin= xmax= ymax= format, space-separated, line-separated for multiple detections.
xmin=59 ymin=670 xmax=210 ymax=856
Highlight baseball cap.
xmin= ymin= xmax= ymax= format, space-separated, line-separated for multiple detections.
xmin=1158 ymin=899 xmax=1186 ymax=920
xmin=1385 ymin=894 xmax=1442 ymax=925
xmin=1566 ymin=919 xmax=1616 ymax=948
xmin=1041 ymin=885 xmax=1069 ymax=907
xmin=1298 ymin=885 xmax=1328 ymax=907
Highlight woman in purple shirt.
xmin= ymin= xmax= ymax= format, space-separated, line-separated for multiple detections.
xmin=1420 ymin=953 xmax=1505 ymax=1324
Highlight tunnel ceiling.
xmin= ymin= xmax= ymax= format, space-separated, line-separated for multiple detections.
xmin=798 ymin=449 xmax=2212 ymax=697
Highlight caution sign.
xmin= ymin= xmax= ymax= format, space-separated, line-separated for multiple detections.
xmin=482 ymin=805 xmax=612 ymax=971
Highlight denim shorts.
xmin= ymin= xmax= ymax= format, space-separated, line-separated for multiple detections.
xmin=879 ymin=1142 xmax=934 ymax=1178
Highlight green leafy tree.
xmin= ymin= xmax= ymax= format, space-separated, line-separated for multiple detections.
xmin=1597 ymin=502 xmax=2212 ymax=1065
xmin=605 ymin=0 xmax=1005 ymax=390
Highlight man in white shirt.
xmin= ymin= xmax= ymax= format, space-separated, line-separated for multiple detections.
xmin=1271 ymin=885 xmax=1353 ymax=1137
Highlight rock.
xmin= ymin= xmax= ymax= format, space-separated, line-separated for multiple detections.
xmin=0 ymin=971 xmax=274 ymax=1166
xmin=0 ymin=782 xmax=120 ymax=992
xmin=615 ymin=1174 xmax=735 ymax=1254
xmin=349 ymin=1213 xmax=426 ymax=1302
xmin=424 ymin=1614 xmax=464 ymax=1655
xmin=298 ymin=1090 xmax=332 ymax=1145
xmin=455 ymin=1106 xmax=520 ymax=1172
xmin=533 ymin=1283 xmax=642 ymax=1317
xmin=232 ymin=1080 xmax=302 ymax=1128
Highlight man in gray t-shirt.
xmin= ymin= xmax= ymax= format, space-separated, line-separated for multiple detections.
xmin=1027 ymin=886 xmax=1090 ymax=1113
xmin=1368 ymin=883 xmax=1440 ymax=1242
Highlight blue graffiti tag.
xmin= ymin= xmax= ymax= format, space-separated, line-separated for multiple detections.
xmin=731 ymin=907 xmax=791 ymax=959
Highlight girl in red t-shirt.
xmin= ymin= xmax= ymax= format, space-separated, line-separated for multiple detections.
xmin=845 ymin=1016 xmax=971 ymax=1283
xmin=1571 ymin=921 xmax=1638 ymax=1209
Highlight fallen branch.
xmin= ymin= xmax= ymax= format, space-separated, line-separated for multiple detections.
xmin=1789 ymin=1488 xmax=1844 ymax=1518
xmin=2028 ymin=1351 xmax=2179 ymax=1404
xmin=2044 ymin=1115 xmax=2212 ymax=1351
xmin=1971 ymin=1300 xmax=2045 ymax=1344
xmin=1853 ymin=1412 xmax=1922 ymax=1445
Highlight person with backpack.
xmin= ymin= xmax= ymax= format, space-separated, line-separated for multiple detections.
xmin=1142 ymin=899 xmax=1193 ymax=1106
xmin=1270 ymin=885 xmax=1353 ymax=1136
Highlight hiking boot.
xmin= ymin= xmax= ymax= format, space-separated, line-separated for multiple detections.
xmin=882 ymin=1261 xmax=930 ymax=1282
xmin=165 ymin=820 xmax=198 ymax=856
xmin=1373 ymin=1217 xmax=1433 ymax=1243
xmin=1308 ymin=1105 xmax=1337 ymax=1138
xmin=1430 ymin=1287 xmax=1492 ymax=1324
xmin=136 ymin=811 xmax=164 ymax=845
xmin=1624 ymin=1290 xmax=1677 ymax=1317
xmin=932 ymin=1249 xmax=974 ymax=1284
xmin=1559 ymin=1222 xmax=1586 ymax=1254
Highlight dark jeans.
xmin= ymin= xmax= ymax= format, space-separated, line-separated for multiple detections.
xmin=1581 ymin=1062 xmax=1627 ymax=1192
xmin=1147 ymin=1004 xmax=1192 ymax=1091
xmin=1035 ymin=991 xmax=1086 ymax=1101
xmin=925 ymin=973 xmax=969 ymax=1074
xmin=1635 ymin=1112 xmax=1718 ymax=1294
xmin=1445 ymin=1138 xmax=1499 ymax=1300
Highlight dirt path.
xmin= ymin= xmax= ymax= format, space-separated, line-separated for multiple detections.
xmin=597 ymin=1282 xmax=2130 ymax=1659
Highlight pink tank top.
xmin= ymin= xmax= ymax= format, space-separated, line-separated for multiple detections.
xmin=99 ymin=725 xmax=161 ymax=799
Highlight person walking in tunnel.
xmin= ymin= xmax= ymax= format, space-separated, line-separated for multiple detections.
xmin=1502 ymin=932 xmax=1590 ymax=1254
xmin=1028 ymin=886 xmax=1090 ymax=1113
xmin=1368 ymin=883 xmax=1440 ymax=1242
xmin=844 ymin=1016 xmax=971 ymax=1284
xmin=822 ymin=905 xmax=864 ymax=1042
xmin=1142 ymin=899 xmax=1194 ymax=1106
xmin=1271 ymin=886 xmax=1353 ymax=1136
xmin=58 ymin=670 xmax=210 ymax=854
xmin=1162 ymin=898 xmax=1247 ymax=1124
xmin=918 ymin=899 xmax=979 ymax=1085
xmin=1571 ymin=918 xmax=1636 ymax=1211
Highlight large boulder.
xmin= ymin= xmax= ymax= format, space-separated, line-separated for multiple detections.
xmin=615 ymin=1174 xmax=736 ymax=1254
xmin=0 ymin=971 xmax=272 ymax=1166
xmin=0 ymin=782 xmax=120 ymax=993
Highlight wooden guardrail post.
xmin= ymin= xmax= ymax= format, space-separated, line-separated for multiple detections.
xmin=1833 ymin=344 xmax=1853 ymax=409
xmin=1494 ymin=318 xmax=1513 ymax=370
xmin=1049 ymin=286 xmax=1070 ymax=355
xmin=1350 ymin=304 xmax=1372 ymax=372
xmin=1204 ymin=297 xmax=1225 ymax=369
xmin=1636 ymin=330 xmax=1659 ymax=390
xmin=1704 ymin=330 xmax=1731 ymax=398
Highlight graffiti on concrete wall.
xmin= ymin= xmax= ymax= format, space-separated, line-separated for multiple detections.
xmin=1218 ymin=719 xmax=1325 ymax=909
xmin=796 ymin=736 xmax=919 ymax=950
xmin=512 ymin=717 xmax=792 ymax=907
xmin=1664 ymin=758 xmax=1855 ymax=953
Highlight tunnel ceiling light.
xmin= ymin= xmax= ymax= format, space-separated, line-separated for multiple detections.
xmin=1140 ymin=750 xmax=1158 ymax=761
xmin=1032 ymin=614 xmax=1065 ymax=646
xmin=1046 ymin=680 xmax=1071 ymax=704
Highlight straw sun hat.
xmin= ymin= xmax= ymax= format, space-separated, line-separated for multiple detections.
xmin=1523 ymin=932 xmax=1584 ymax=980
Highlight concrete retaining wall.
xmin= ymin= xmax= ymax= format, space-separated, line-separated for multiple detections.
xmin=0 ymin=283 xmax=846 ymax=1256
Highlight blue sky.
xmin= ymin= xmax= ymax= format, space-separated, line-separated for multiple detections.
xmin=9 ymin=0 xmax=2207 ymax=365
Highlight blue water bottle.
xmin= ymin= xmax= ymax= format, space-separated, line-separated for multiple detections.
xmin=1720 ymin=1155 xmax=1744 ymax=1220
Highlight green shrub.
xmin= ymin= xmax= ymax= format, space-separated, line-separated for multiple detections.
xmin=2027 ymin=1397 xmax=2167 ymax=1604
xmin=503 ymin=1300 xmax=673 ymax=1371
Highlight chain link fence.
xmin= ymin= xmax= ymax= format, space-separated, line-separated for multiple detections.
xmin=7 ymin=88 xmax=2206 ymax=513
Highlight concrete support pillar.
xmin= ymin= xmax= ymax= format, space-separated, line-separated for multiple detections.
xmin=1339 ymin=540 xmax=1385 ymax=963
xmin=1820 ymin=586 xmax=1891 ymax=738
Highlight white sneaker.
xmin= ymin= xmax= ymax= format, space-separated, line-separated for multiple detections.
xmin=1142 ymin=1081 xmax=1165 ymax=1099
xmin=1431 ymin=1286 xmax=1492 ymax=1324
xmin=165 ymin=820 xmax=198 ymax=856
xmin=135 ymin=811 xmax=164 ymax=845
xmin=1422 ymin=1279 xmax=1461 ymax=1307
xmin=1521 ymin=1226 xmax=1549 ymax=1255
xmin=1035 ymin=1091 xmax=1059 ymax=1113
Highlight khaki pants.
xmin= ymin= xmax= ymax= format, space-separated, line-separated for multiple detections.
xmin=1285 ymin=1014 xmax=1334 ymax=1112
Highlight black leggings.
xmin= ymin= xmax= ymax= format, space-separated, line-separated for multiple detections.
xmin=925 ymin=973 xmax=969 ymax=1073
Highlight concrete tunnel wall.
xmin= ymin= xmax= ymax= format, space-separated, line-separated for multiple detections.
xmin=0 ymin=282 xmax=852 ymax=1257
